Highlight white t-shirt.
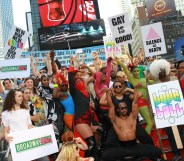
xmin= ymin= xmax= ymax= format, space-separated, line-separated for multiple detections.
xmin=2 ymin=109 xmax=32 ymax=134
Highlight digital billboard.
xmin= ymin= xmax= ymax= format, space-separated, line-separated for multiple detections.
xmin=38 ymin=19 xmax=106 ymax=50
xmin=38 ymin=0 xmax=100 ymax=27
xmin=146 ymin=0 xmax=176 ymax=19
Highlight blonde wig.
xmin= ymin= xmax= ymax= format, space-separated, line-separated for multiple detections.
xmin=56 ymin=141 xmax=79 ymax=161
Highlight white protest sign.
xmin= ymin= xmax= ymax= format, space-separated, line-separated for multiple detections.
xmin=3 ymin=26 xmax=30 ymax=59
xmin=108 ymin=13 xmax=134 ymax=46
xmin=141 ymin=22 xmax=167 ymax=57
xmin=0 ymin=58 xmax=30 ymax=79
xmin=10 ymin=125 xmax=58 ymax=161
xmin=103 ymin=36 xmax=122 ymax=58
xmin=148 ymin=80 xmax=184 ymax=129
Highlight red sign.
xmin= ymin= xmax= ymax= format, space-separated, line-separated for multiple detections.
xmin=38 ymin=0 xmax=97 ymax=27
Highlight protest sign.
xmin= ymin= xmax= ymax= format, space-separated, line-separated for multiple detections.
xmin=21 ymin=45 xmax=106 ymax=71
xmin=141 ymin=22 xmax=167 ymax=57
xmin=103 ymin=36 xmax=122 ymax=58
xmin=3 ymin=26 xmax=30 ymax=59
xmin=0 ymin=58 xmax=30 ymax=79
xmin=108 ymin=13 xmax=134 ymax=46
xmin=148 ymin=80 xmax=184 ymax=129
xmin=10 ymin=125 xmax=58 ymax=161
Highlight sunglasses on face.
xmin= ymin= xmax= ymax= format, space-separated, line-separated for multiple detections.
xmin=119 ymin=107 xmax=128 ymax=110
xmin=40 ymin=71 xmax=46 ymax=74
xmin=114 ymin=85 xmax=122 ymax=89
xmin=61 ymin=84 xmax=68 ymax=87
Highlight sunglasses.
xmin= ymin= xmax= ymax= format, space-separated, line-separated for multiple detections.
xmin=114 ymin=85 xmax=122 ymax=89
xmin=61 ymin=84 xmax=68 ymax=87
xmin=40 ymin=71 xmax=46 ymax=74
xmin=119 ymin=107 xmax=128 ymax=110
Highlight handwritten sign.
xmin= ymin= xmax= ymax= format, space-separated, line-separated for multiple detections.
xmin=3 ymin=26 xmax=30 ymax=59
xmin=141 ymin=22 xmax=167 ymax=57
xmin=148 ymin=80 xmax=184 ymax=129
xmin=108 ymin=13 xmax=134 ymax=46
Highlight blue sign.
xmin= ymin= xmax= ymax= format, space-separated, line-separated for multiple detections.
xmin=21 ymin=45 xmax=106 ymax=71
xmin=174 ymin=37 xmax=184 ymax=60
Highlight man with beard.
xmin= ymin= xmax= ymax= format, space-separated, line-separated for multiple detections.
xmin=101 ymin=83 xmax=165 ymax=161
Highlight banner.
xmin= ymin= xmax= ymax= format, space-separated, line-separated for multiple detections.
xmin=141 ymin=22 xmax=167 ymax=57
xmin=38 ymin=0 xmax=98 ymax=27
xmin=10 ymin=125 xmax=58 ymax=161
xmin=0 ymin=58 xmax=30 ymax=79
xmin=174 ymin=37 xmax=184 ymax=60
xmin=21 ymin=45 xmax=106 ymax=71
xmin=146 ymin=0 xmax=176 ymax=19
xmin=103 ymin=36 xmax=122 ymax=58
xmin=3 ymin=26 xmax=30 ymax=59
xmin=108 ymin=13 xmax=134 ymax=46
xmin=148 ymin=80 xmax=184 ymax=129
xmin=38 ymin=19 xmax=106 ymax=50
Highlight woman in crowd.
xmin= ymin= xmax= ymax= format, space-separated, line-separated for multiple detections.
xmin=24 ymin=77 xmax=49 ymax=127
xmin=2 ymin=89 xmax=34 ymax=161
xmin=68 ymin=57 xmax=106 ymax=157
xmin=56 ymin=137 xmax=94 ymax=161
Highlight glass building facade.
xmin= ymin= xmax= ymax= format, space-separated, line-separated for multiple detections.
xmin=29 ymin=0 xmax=41 ymax=51
xmin=0 ymin=0 xmax=14 ymax=59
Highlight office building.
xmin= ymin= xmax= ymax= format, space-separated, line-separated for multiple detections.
xmin=0 ymin=0 xmax=14 ymax=59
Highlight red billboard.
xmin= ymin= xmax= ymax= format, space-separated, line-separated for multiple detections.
xmin=38 ymin=0 xmax=98 ymax=27
xmin=146 ymin=0 xmax=176 ymax=19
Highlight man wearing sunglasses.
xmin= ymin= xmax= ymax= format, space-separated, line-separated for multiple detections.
xmin=101 ymin=83 xmax=165 ymax=161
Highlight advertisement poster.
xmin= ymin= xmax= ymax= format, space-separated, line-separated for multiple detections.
xmin=108 ymin=12 xmax=134 ymax=46
xmin=148 ymin=80 xmax=184 ymax=129
xmin=103 ymin=36 xmax=122 ymax=58
xmin=3 ymin=26 xmax=30 ymax=59
xmin=38 ymin=0 xmax=98 ymax=27
xmin=10 ymin=125 xmax=58 ymax=161
xmin=146 ymin=0 xmax=176 ymax=19
xmin=38 ymin=19 xmax=106 ymax=50
xmin=141 ymin=22 xmax=167 ymax=57
xmin=0 ymin=58 xmax=30 ymax=79
xmin=21 ymin=45 xmax=106 ymax=71
xmin=174 ymin=37 xmax=184 ymax=60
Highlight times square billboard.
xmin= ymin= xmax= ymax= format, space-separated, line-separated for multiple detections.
xmin=38 ymin=19 xmax=106 ymax=50
xmin=38 ymin=0 xmax=100 ymax=27
xmin=146 ymin=0 xmax=176 ymax=19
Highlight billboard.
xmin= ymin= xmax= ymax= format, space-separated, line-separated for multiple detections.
xmin=38 ymin=19 xmax=106 ymax=50
xmin=146 ymin=0 xmax=176 ymax=19
xmin=174 ymin=37 xmax=184 ymax=60
xmin=38 ymin=0 xmax=99 ymax=27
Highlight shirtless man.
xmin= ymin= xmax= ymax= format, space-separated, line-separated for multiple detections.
xmin=101 ymin=84 xmax=165 ymax=161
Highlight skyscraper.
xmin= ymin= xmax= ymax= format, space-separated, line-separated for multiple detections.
xmin=175 ymin=0 xmax=184 ymax=15
xmin=0 ymin=0 xmax=14 ymax=59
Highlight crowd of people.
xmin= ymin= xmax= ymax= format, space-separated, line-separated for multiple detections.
xmin=0 ymin=49 xmax=184 ymax=161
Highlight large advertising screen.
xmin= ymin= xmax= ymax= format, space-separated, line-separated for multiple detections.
xmin=38 ymin=19 xmax=106 ymax=50
xmin=38 ymin=0 xmax=99 ymax=27
xmin=146 ymin=0 xmax=176 ymax=19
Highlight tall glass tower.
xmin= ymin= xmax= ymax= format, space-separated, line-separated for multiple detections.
xmin=0 ymin=0 xmax=14 ymax=59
